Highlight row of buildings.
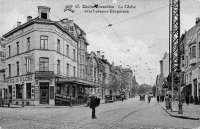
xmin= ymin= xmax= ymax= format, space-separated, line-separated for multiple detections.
xmin=156 ymin=18 xmax=200 ymax=104
xmin=0 ymin=6 xmax=136 ymax=106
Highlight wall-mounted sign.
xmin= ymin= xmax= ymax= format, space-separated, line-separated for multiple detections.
xmin=6 ymin=74 xmax=34 ymax=85
xmin=35 ymin=71 xmax=54 ymax=79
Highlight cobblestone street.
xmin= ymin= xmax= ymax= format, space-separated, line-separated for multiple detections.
xmin=0 ymin=97 xmax=200 ymax=129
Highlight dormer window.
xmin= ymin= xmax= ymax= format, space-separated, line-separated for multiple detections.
xmin=41 ymin=13 xmax=47 ymax=19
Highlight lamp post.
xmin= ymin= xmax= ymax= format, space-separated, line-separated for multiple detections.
xmin=178 ymin=72 xmax=183 ymax=114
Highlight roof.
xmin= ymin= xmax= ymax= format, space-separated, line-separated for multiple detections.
xmin=3 ymin=17 xmax=78 ymax=42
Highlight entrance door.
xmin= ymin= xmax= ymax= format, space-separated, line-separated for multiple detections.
xmin=40 ymin=83 xmax=49 ymax=104
xmin=8 ymin=86 xmax=12 ymax=101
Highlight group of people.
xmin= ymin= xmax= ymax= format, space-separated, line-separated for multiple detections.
xmin=157 ymin=95 xmax=165 ymax=102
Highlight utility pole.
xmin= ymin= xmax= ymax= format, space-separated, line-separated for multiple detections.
xmin=169 ymin=0 xmax=182 ymax=114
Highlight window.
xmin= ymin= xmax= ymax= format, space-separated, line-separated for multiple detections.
xmin=8 ymin=64 xmax=11 ymax=77
xmin=8 ymin=45 xmax=11 ymax=57
xmin=189 ymin=72 xmax=192 ymax=82
xmin=73 ymin=66 xmax=76 ymax=77
xmin=27 ymin=37 xmax=30 ymax=51
xmin=39 ymin=57 xmax=49 ymax=71
xmin=3 ymin=74 xmax=5 ymax=81
xmin=199 ymin=67 xmax=200 ymax=78
xmin=57 ymin=60 xmax=60 ymax=75
xmin=199 ymin=42 xmax=200 ymax=57
xmin=66 ymin=45 xmax=69 ymax=56
xmin=40 ymin=36 xmax=48 ymax=49
xmin=16 ymin=84 xmax=22 ymax=99
xmin=73 ymin=49 xmax=75 ymax=60
xmin=191 ymin=45 xmax=196 ymax=58
xmin=57 ymin=39 xmax=60 ymax=52
xmin=67 ymin=63 xmax=69 ymax=76
xmin=26 ymin=83 xmax=31 ymax=99
xmin=26 ymin=58 xmax=31 ymax=73
xmin=186 ymin=55 xmax=188 ymax=67
xmin=41 ymin=13 xmax=47 ymax=19
xmin=16 ymin=42 xmax=19 ymax=54
xmin=16 ymin=62 xmax=19 ymax=75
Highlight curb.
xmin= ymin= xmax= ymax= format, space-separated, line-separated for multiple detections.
xmin=158 ymin=102 xmax=200 ymax=120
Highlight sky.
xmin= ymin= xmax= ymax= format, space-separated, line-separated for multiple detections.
xmin=0 ymin=0 xmax=199 ymax=85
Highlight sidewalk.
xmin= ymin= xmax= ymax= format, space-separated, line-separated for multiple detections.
xmin=158 ymin=101 xmax=200 ymax=120
xmin=1 ymin=99 xmax=106 ymax=108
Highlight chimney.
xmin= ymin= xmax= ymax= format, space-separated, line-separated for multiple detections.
xmin=38 ymin=6 xmax=51 ymax=20
xmin=17 ymin=21 xmax=21 ymax=27
xmin=102 ymin=55 xmax=105 ymax=59
xmin=112 ymin=61 xmax=114 ymax=66
xmin=97 ymin=51 xmax=101 ymax=59
xmin=27 ymin=16 xmax=32 ymax=22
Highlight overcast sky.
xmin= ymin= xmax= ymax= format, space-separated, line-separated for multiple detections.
xmin=0 ymin=0 xmax=199 ymax=85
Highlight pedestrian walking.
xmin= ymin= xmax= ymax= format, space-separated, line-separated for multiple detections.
xmin=185 ymin=94 xmax=189 ymax=106
xmin=148 ymin=95 xmax=151 ymax=103
xmin=90 ymin=93 xmax=100 ymax=119
xmin=157 ymin=95 xmax=160 ymax=102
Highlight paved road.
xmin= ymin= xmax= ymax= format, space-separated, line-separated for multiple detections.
xmin=0 ymin=97 xmax=200 ymax=129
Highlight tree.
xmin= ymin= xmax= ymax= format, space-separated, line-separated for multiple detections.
xmin=138 ymin=86 xmax=146 ymax=95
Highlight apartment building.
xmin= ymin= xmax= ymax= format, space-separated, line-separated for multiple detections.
xmin=1 ymin=6 xmax=98 ymax=106
xmin=181 ymin=18 xmax=200 ymax=103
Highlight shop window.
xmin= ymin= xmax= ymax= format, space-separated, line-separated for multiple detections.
xmin=16 ymin=84 xmax=22 ymax=99
xmin=26 ymin=83 xmax=31 ymax=99
xmin=39 ymin=57 xmax=49 ymax=71
xmin=56 ymin=84 xmax=61 ymax=94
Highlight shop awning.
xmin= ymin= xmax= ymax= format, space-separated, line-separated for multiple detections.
xmin=56 ymin=77 xmax=99 ymax=88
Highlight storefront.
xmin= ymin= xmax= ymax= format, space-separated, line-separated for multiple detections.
xmin=55 ymin=77 xmax=99 ymax=106
xmin=5 ymin=74 xmax=35 ymax=105
xmin=35 ymin=71 xmax=55 ymax=105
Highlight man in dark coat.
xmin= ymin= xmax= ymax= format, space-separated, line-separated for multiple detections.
xmin=185 ymin=94 xmax=189 ymax=105
xmin=90 ymin=93 xmax=98 ymax=119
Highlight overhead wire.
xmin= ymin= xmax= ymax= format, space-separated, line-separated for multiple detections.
xmin=87 ymin=4 xmax=169 ymax=34
xmin=90 ymin=0 xmax=124 ymax=44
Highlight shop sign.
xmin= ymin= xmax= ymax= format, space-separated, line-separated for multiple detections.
xmin=6 ymin=74 xmax=34 ymax=85
xmin=56 ymin=77 xmax=76 ymax=82
xmin=35 ymin=71 xmax=54 ymax=79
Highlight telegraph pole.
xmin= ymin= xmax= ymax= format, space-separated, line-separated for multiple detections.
xmin=169 ymin=0 xmax=182 ymax=113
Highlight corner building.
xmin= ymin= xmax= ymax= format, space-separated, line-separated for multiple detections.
xmin=2 ymin=6 xmax=97 ymax=106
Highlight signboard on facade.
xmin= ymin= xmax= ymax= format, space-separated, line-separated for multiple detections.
xmin=6 ymin=74 xmax=34 ymax=85
xmin=35 ymin=71 xmax=54 ymax=79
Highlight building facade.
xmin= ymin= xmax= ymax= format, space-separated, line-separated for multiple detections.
xmin=180 ymin=18 xmax=200 ymax=103
xmin=1 ymin=6 xmax=98 ymax=106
